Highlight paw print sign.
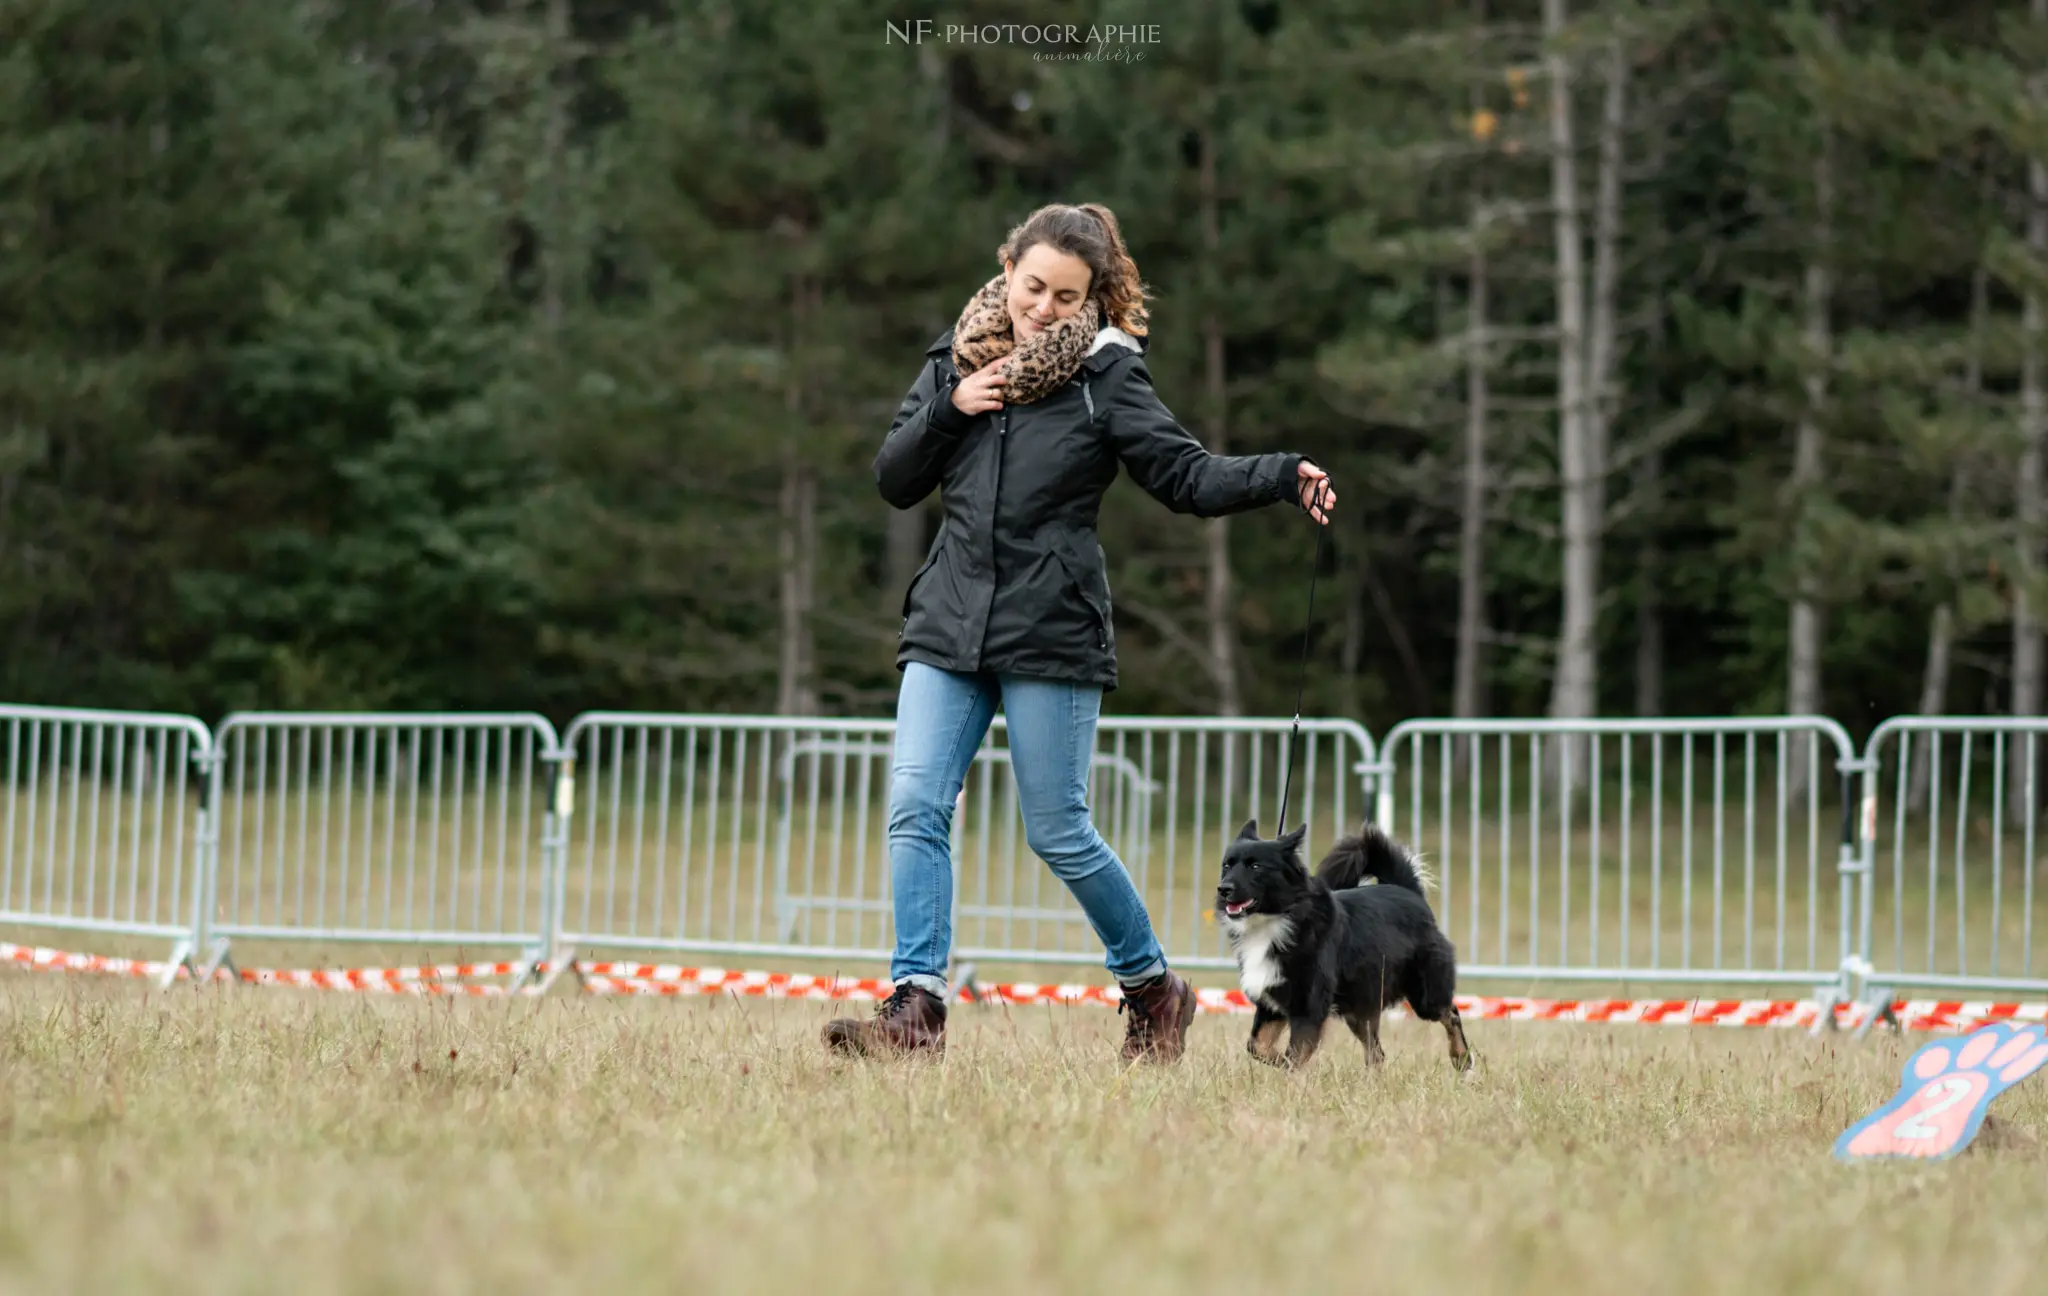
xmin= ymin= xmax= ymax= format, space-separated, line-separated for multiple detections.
xmin=1834 ymin=1022 xmax=2048 ymax=1163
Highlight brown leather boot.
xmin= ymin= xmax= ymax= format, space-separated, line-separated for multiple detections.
xmin=821 ymin=983 xmax=947 ymax=1057
xmin=1118 ymin=971 xmax=1199 ymax=1064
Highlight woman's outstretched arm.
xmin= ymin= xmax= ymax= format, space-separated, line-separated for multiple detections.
xmin=1104 ymin=357 xmax=1326 ymax=520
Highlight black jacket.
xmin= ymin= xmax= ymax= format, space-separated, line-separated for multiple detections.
xmin=875 ymin=325 xmax=1306 ymax=691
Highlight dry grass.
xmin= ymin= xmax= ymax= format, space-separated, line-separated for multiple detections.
xmin=1 ymin=973 xmax=2044 ymax=1295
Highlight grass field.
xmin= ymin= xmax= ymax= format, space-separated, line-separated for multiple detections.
xmin=1 ymin=973 xmax=2043 ymax=1294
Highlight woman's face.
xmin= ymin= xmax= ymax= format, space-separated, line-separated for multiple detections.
xmin=1004 ymin=243 xmax=1093 ymax=340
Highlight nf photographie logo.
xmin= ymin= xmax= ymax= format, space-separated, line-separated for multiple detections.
xmin=885 ymin=20 xmax=1161 ymax=62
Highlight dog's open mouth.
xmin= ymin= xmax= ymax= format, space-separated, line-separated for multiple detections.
xmin=1221 ymin=899 xmax=1253 ymax=918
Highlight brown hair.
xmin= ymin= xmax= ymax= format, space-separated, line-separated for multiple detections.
xmin=997 ymin=203 xmax=1151 ymax=337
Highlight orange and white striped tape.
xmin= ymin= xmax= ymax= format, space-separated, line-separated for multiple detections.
xmin=571 ymin=966 xmax=2046 ymax=1033
xmin=0 ymin=941 xmax=515 ymax=996
xmin=5 ymin=940 xmax=2042 ymax=1032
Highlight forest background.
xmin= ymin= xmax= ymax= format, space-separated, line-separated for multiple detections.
xmin=5 ymin=0 xmax=2042 ymax=748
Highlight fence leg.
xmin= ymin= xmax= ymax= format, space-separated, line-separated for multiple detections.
xmin=1823 ymin=754 xmax=1880 ymax=1041
xmin=1808 ymin=955 xmax=1899 ymax=1040
xmin=181 ymin=747 xmax=234 ymax=988
xmin=157 ymin=937 xmax=195 ymax=991
xmin=949 ymin=958 xmax=981 ymax=1004
xmin=518 ymin=943 xmax=583 ymax=995
xmin=1851 ymin=997 xmax=1901 ymax=1041
xmin=1809 ymin=979 xmax=1846 ymax=1038
xmin=1851 ymin=975 xmax=1901 ymax=1042
xmin=1363 ymin=758 xmax=1392 ymax=833
xmin=1815 ymin=980 xmax=1904 ymax=1044
xmin=195 ymin=937 xmax=238 ymax=986
xmin=515 ymin=747 xmax=580 ymax=995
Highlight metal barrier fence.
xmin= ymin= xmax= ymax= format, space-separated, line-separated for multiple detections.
xmin=551 ymin=713 xmax=1378 ymax=975
xmin=771 ymin=730 xmax=1160 ymax=961
xmin=1 ymin=704 xmax=217 ymax=984
xmin=18 ymin=701 xmax=2048 ymax=1022
xmin=202 ymin=713 xmax=567 ymax=975
xmin=1859 ymin=718 xmax=2048 ymax=998
xmin=554 ymin=715 xmax=889 ymax=965
xmin=1074 ymin=717 xmax=1377 ymax=971
xmin=1372 ymin=717 xmax=1865 ymax=996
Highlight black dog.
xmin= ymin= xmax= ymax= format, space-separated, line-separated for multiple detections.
xmin=1216 ymin=818 xmax=1473 ymax=1073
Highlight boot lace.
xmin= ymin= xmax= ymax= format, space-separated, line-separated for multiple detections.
xmin=1119 ymin=983 xmax=1158 ymax=1048
xmin=878 ymin=983 xmax=923 ymax=1019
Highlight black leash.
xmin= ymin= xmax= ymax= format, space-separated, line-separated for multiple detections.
xmin=1274 ymin=487 xmax=1329 ymax=836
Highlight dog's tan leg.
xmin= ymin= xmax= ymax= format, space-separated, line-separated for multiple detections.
xmin=1344 ymin=1012 xmax=1385 ymax=1067
xmin=1247 ymin=1014 xmax=1286 ymax=1066
xmin=1443 ymin=1006 xmax=1474 ymax=1073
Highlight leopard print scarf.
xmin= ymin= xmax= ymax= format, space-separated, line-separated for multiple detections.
xmin=950 ymin=274 xmax=1102 ymax=405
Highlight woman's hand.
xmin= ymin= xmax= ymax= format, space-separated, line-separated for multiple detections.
xmin=1297 ymin=460 xmax=1335 ymax=525
xmin=951 ymin=357 xmax=1009 ymax=417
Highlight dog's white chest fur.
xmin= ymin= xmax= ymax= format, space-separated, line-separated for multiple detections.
xmin=1227 ymin=914 xmax=1293 ymax=1008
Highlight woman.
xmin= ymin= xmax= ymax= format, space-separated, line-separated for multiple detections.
xmin=823 ymin=202 xmax=1335 ymax=1064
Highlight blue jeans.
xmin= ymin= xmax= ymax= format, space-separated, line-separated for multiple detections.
xmin=887 ymin=661 xmax=1168 ymax=998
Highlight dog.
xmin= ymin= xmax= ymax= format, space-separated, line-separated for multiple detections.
xmin=1215 ymin=818 xmax=1473 ymax=1073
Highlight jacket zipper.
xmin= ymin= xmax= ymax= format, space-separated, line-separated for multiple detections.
xmin=1092 ymin=546 xmax=1109 ymax=650
xmin=983 ymin=407 xmax=1007 ymax=669
xmin=999 ymin=405 xmax=1108 ymax=654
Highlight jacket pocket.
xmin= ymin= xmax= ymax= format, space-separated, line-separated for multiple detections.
xmin=1050 ymin=538 xmax=1114 ymax=652
xmin=901 ymin=537 xmax=947 ymax=624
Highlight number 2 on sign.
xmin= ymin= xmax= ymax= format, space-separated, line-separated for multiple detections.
xmin=1892 ymin=1076 xmax=1975 ymax=1141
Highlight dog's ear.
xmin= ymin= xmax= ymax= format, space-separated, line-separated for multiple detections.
xmin=1236 ymin=818 xmax=1259 ymax=842
xmin=1278 ymin=824 xmax=1307 ymax=857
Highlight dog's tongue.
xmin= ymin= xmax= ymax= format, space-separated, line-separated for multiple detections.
xmin=1224 ymin=901 xmax=1250 ymax=917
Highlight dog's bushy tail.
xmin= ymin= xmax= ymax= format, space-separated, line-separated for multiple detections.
xmin=1315 ymin=820 xmax=1435 ymax=898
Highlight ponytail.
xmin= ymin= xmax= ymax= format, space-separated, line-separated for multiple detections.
xmin=1073 ymin=203 xmax=1151 ymax=338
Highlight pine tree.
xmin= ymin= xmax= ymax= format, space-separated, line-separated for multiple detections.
xmin=1265 ymin=0 xmax=1553 ymax=730
xmin=0 ymin=0 xmax=399 ymax=708
xmin=526 ymin=0 xmax=1003 ymax=713
xmin=1778 ymin=6 xmax=2021 ymax=802
xmin=1032 ymin=0 xmax=1324 ymax=717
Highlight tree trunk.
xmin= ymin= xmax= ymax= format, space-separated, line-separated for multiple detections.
xmin=1634 ymin=450 xmax=1665 ymax=716
xmin=541 ymin=0 xmax=570 ymax=334
xmin=888 ymin=38 xmax=949 ymax=632
xmin=1787 ymin=131 xmax=1833 ymax=797
xmin=2013 ymin=40 xmax=2048 ymax=818
xmin=1198 ymin=122 xmax=1244 ymax=716
xmin=1544 ymin=0 xmax=1594 ymax=792
xmin=1632 ymin=67 xmax=1675 ymax=722
xmin=1909 ymin=602 xmax=1956 ymax=804
xmin=1586 ymin=38 xmax=1626 ymax=470
xmin=777 ymin=455 xmax=819 ymax=717
xmin=1565 ymin=31 xmax=1627 ymax=751
xmin=1452 ymin=242 xmax=1491 ymax=733
xmin=1912 ymin=266 xmax=1986 ymax=810
xmin=1452 ymin=0 xmax=1492 ymax=771
xmin=778 ymin=276 xmax=819 ymax=718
